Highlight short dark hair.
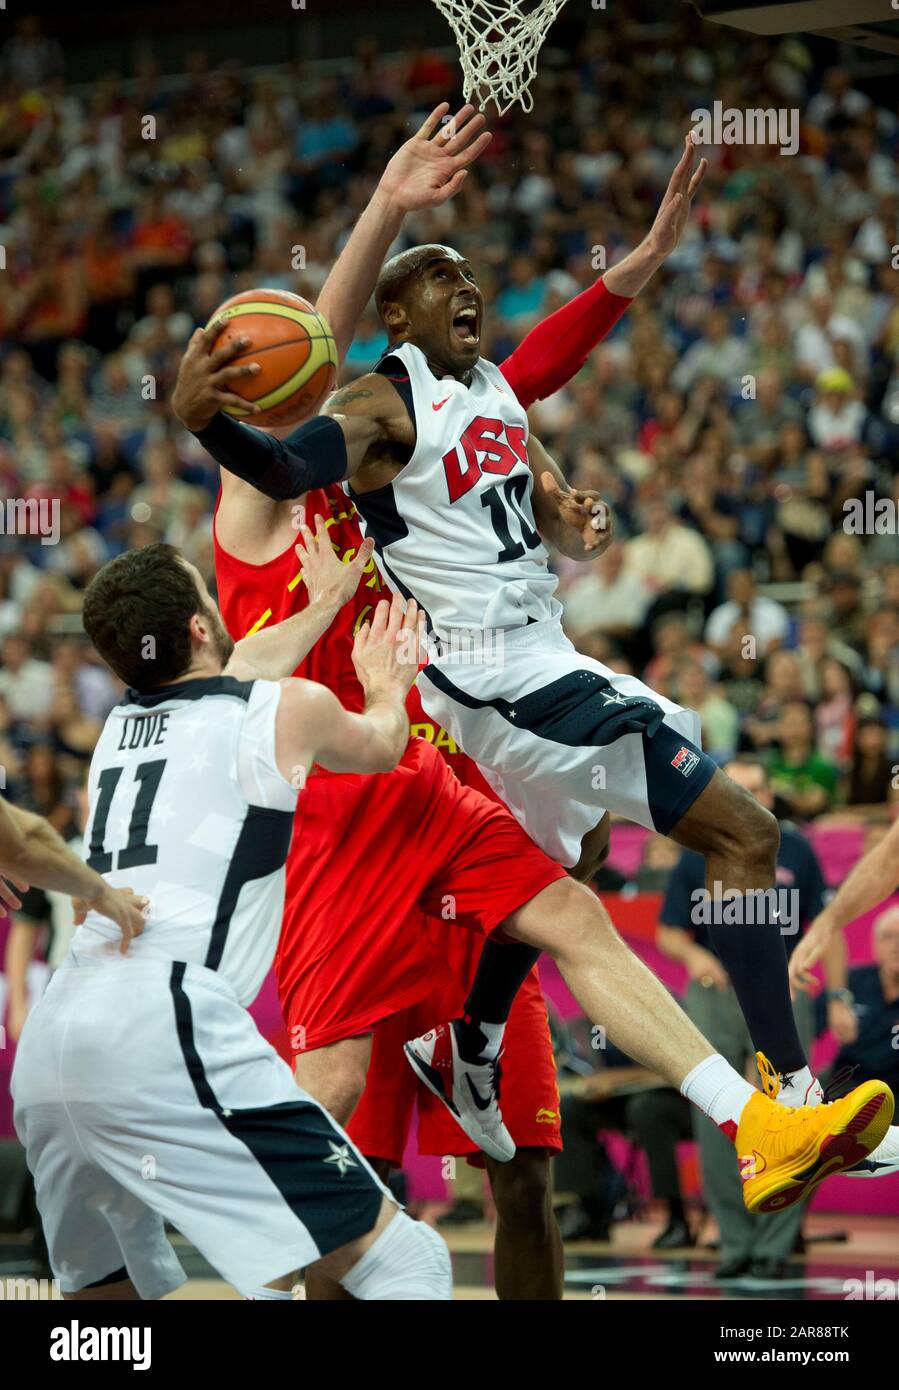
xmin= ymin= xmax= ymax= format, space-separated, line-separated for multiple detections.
xmin=82 ymin=543 xmax=201 ymax=690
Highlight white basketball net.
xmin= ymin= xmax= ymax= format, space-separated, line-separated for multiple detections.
xmin=432 ymin=0 xmax=570 ymax=115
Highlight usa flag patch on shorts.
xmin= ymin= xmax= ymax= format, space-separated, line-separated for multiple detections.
xmin=671 ymin=746 xmax=700 ymax=777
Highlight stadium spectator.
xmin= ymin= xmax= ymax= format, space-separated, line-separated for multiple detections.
xmin=768 ymin=701 xmax=840 ymax=819
xmin=705 ymin=568 xmax=789 ymax=662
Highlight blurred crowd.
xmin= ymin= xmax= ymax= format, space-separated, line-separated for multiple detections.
xmin=1 ymin=4 xmax=899 ymax=836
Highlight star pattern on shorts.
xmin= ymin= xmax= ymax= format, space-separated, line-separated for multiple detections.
xmin=323 ymin=1141 xmax=358 ymax=1177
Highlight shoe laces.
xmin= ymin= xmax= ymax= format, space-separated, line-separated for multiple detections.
xmin=756 ymin=1051 xmax=781 ymax=1100
xmin=755 ymin=1051 xmax=856 ymax=1130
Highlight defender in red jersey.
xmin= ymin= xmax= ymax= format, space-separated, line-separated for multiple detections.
xmin=215 ymin=510 xmax=567 ymax=1296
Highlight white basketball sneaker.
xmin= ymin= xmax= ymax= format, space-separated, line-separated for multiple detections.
xmin=404 ymin=1020 xmax=515 ymax=1163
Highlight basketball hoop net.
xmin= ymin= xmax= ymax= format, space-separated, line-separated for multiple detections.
xmin=432 ymin=0 xmax=570 ymax=116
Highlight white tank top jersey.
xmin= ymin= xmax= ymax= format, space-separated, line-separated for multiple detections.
xmin=348 ymin=341 xmax=563 ymax=635
xmin=68 ymin=676 xmax=297 ymax=1006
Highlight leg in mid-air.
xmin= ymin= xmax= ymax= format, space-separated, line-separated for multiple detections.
xmin=417 ymin=635 xmax=820 ymax=1116
xmin=665 ymin=769 xmax=816 ymax=1105
xmin=408 ymin=874 xmax=894 ymax=1214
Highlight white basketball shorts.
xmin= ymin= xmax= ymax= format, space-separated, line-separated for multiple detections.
xmin=418 ymin=616 xmax=717 ymax=868
xmin=11 ymin=956 xmax=391 ymax=1297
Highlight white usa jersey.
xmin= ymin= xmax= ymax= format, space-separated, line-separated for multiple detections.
xmin=70 ymin=675 xmax=297 ymax=1006
xmin=349 ymin=341 xmax=562 ymax=634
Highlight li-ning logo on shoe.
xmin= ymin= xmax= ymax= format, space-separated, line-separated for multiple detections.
xmin=671 ymin=746 xmax=700 ymax=777
xmin=739 ymin=1150 xmax=766 ymax=1182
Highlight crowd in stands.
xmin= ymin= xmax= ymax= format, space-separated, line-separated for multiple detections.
xmin=1 ymin=4 xmax=898 ymax=842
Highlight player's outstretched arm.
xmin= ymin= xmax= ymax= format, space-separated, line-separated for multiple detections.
xmin=500 ymin=134 xmax=707 ymax=409
xmin=185 ymin=372 xmax=409 ymax=501
xmin=225 ymin=519 xmax=375 ymax=681
xmin=0 ymin=800 xmax=147 ymax=953
xmin=789 ymin=816 xmax=899 ymax=991
xmin=528 ymin=434 xmax=614 ymax=562
xmin=318 ymin=103 xmax=491 ymax=363
xmin=274 ymin=593 xmax=421 ymax=780
xmin=603 ymin=134 xmax=708 ymax=298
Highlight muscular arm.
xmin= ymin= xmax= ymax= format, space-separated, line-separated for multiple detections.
xmin=500 ymin=278 xmax=632 ymax=409
xmin=225 ymin=603 xmax=345 ymax=683
xmin=275 ymin=679 xmax=409 ymax=780
xmin=0 ymin=799 xmax=105 ymax=902
xmin=195 ymin=374 xmax=410 ymax=500
xmin=273 ymin=591 xmax=418 ymax=782
xmin=225 ymin=525 xmax=375 ymax=681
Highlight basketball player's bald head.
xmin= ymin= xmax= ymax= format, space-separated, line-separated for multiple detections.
xmin=375 ymin=245 xmax=466 ymax=316
xmin=375 ymin=244 xmax=483 ymax=378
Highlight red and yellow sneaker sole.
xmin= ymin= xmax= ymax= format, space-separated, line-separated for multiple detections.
xmin=743 ymin=1082 xmax=894 ymax=1215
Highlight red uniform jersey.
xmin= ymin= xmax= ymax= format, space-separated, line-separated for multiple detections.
xmin=213 ymin=486 xmax=562 ymax=1158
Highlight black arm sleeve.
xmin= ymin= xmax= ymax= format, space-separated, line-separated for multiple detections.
xmin=194 ymin=412 xmax=348 ymax=501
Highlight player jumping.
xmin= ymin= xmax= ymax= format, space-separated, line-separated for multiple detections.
xmin=182 ymin=135 xmax=899 ymax=1178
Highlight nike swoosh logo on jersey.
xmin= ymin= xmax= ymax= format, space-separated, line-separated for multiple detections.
xmin=432 ymin=396 xmax=452 ymax=411
xmin=465 ymin=1074 xmax=493 ymax=1111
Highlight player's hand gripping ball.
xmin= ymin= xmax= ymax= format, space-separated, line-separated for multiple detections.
xmin=205 ymin=289 xmax=338 ymax=429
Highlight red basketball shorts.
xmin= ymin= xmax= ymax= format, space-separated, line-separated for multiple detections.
xmin=347 ymin=939 xmax=563 ymax=1167
xmin=276 ymin=737 xmax=566 ymax=1053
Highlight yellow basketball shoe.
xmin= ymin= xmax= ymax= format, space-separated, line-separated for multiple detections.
xmin=736 ymin=1053 xmax=894 ymax=1214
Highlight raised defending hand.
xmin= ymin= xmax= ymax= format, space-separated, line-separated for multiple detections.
xmin=540 ymin=472 xmax=614 ymax=555
xmin=294 ymin=512 xmax=376 ymax=611
xmin=352 ymin=593 xmax=424 ymax=700
xmin=172 ymin=321 xmax=262 ymax=433
xmin=377 ymin=102 xmax=493 ymax=212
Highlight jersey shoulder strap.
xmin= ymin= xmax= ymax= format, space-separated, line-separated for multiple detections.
xmin=372 ymin=351 xmax=417 ymax=433
xmin=237 ymin=679 xmax=297 ymax=813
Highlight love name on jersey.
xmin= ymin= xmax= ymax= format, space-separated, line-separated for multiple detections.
xmin=116 ymin=712 xmax=171 ymax=752
xmin=441 ymin=414 xmax=528 ymax=504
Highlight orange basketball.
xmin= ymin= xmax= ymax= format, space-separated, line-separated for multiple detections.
xmin=206 ymin=288 xmax=338 ymax=429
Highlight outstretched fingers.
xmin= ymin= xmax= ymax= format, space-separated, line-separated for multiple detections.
xmin=416 ymin=102 xmax=452 ymax=141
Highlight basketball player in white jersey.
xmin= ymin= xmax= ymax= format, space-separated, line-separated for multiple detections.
xmin=180 ymin=228 xmax=899 ymax=1181
xmin=12 ymin=540 xmax=454 ymax=1301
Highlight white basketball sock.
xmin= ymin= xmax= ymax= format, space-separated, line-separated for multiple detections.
xmin=680 ymin=1054 xmax=755 ymax=1131
xmin=777 ymin=1065 xmax=823 ymax=1108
